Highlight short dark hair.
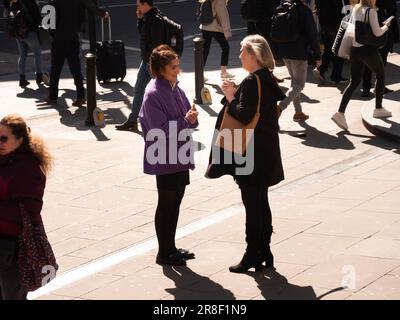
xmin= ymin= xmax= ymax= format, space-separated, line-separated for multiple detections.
xmin=150 ymin=45 xmax=179 ymax=78
xmin=138 ymin=0 xmax=154 ymax=6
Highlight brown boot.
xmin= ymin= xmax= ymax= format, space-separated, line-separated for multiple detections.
xmin=115 ymin=121 xmax=138 ymax=131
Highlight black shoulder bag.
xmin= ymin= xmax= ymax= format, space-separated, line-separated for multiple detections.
xmin=355 ymin=8 xmax=388 ymax=48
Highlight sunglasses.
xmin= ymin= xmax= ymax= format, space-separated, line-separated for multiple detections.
xmin=0 ymin=135 xmax=9 ymax=143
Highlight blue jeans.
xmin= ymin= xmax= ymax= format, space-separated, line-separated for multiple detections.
xmin=16 ymin=31 xmax=43 ymax=75
xmin=128 ymin=60 xmax=152 ymax=123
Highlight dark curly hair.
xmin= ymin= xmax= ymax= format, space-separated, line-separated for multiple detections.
xmin=1 ymin=114 xmax=53 ymax=176
xmin=150 ymin=45 xmax=179 ymax=78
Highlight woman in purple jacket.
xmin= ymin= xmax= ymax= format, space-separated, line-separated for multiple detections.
xmin=0 ymin=114 xmax=53 ymax=300
xmin=139 ymin=45 xmax=199 ymax=266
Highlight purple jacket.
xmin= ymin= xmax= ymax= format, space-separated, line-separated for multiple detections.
xmin=139 ymin=78 xmax=199 ymax=175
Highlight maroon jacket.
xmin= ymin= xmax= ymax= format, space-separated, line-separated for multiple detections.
xmin=0 ymin=149 xmax=46 ymax=238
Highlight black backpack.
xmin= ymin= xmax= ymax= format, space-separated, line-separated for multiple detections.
xmin=157 ymin=13 xmax=184 ymax=56
xmin=270 ymin=1 xmax=300 ymax=43
xmin=196 ymin=0 xmax=215 ymax=25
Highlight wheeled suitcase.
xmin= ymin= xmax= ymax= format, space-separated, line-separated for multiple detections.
xmin=96 ymin=17 xmax=126 ymax=83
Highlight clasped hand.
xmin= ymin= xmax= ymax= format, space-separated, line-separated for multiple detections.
xmin=185 ymin=104 xmax=198 ymax=124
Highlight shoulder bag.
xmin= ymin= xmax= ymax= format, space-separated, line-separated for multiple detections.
xmin=214 ymin=73 xmax=261 ymax=155
xmin=17 ymin=204 xmax=58 ymax=292
xmin=355 ymin=7 xmax=388 ymax=47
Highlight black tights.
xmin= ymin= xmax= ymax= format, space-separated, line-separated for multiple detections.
xmin=339 ymin=46 xmax=385 ymax=113
xmin=201 ymin=30 xmax=230 ymax=67
xmin=155 ymin=187 xmax=186 ymax=256
xmin=239 ymin=185 xmax=273 ymax=255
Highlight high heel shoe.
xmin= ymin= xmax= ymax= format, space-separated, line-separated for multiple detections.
xmin=229 ymin=252 xmax=263 ymax=273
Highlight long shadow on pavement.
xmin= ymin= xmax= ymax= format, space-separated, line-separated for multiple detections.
xmin=162 ymin=266 xmax=236 ymax=300
xmin=280 ymin=122 xmax=355 ymax=150
xmin=249 ymin=269 xmax=318 ymax=300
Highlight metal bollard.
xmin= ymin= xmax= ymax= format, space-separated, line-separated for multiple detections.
xmin=85 ymin=53 xmax=96 ymax=126
xmin=193 ymin=37 xmax=205 ymax=104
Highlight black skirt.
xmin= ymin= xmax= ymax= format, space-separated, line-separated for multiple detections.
xmin=156 ymin=170 xmax=190 ymax=190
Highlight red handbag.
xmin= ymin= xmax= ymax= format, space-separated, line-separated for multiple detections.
xmin=17 ymin=204 xmax=58 ymax=292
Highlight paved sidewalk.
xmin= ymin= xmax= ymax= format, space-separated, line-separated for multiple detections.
xmin=1 ymin=41 xmax=400 ymax=300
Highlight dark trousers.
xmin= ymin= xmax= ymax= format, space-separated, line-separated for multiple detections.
xmin=49 ymin=38 xmax=84 ymax=100
xmin=239 ymin=185 xmax=273 ymax=255
xmin=0 ymin=238 xmax=27 ymax=300
xmin=362 ymin=46 xmax=389 ymax=92
xmin=318 ymin=30 xmax=345 ymax=81
xmin=155 ymin=171 xmax=189 ymax=257
xmin=201 ymin=30 xmax=230 ymax=67
xmin=339 ymin=46 xmax=385 ymax=113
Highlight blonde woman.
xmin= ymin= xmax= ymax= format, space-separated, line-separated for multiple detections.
xmin=199 ymin=0 xmax=235 ymax=79
xmin=0 ymin=114 xmax=53 ymax=300
xmin=331 ymin=0 xmax=392 ymax=131
xmin=206 ymin=35 xmax=285 ymax=273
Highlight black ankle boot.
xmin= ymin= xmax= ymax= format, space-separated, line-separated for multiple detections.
xmin=262 ymin=247 xmax=274 ymax=268
xmin=19 ymin=75 xmax=30 ymax=88
xmin=229 ymin=251 xmax=263 ymax=273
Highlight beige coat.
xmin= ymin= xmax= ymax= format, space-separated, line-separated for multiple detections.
xmin=199 ymin=0 xmax=232 ymax=38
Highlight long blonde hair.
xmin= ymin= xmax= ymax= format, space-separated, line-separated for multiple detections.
xmin=240 ymin=34 xmax=275 ymax=71
xmin=355 ymin=0 xmax=376 ymax=10
xmin=1 ymin=114 xmax=53 ymax=176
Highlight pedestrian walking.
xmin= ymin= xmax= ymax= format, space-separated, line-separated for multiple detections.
xmin=3 ymin=0 xmax=49 ymax=88
xmin=200 ymin=0 xmax=235 ymax=79
xmin=313 ymin=0 xmax=349 ymax=84
xmin=115 ymin=0 xmax=166 ymax=131
xmin=331 ymin=0 xmax=393 ymax=131
xmin=361 ymin=0 xmax=399 ymax=97
xmin=46 ymin=0 xmax=109 ymax=106
xmin=139 ymin=45 xmax=199 ymax=266
xmin=0 ymin=114 xmax=53 ymax=300
xmin=277 ymin=0 xmax=321 ymax=123
xmin=205 ymin=35 xmax=285 ymax=273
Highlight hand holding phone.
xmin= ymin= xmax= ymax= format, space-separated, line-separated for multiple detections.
xmin=383 ymin=16 xmax=395 ymax=26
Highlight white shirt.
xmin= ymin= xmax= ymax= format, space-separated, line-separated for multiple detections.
xmin=352 ymin=6 xmax=388 ymax=47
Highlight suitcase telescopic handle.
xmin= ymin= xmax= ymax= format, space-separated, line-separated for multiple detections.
xmin=101 ymin=16 xmax=112 ymax=42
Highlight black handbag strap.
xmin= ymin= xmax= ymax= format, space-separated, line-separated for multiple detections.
xmin=364 ymin=7 xmax=371 ymax=24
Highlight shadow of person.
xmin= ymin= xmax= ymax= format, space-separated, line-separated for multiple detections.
xmin=281 ymin=122 xmax=355 ymax=150
xmin=162 ymin=266 xmax=236 ymax=300
xmin=251 ymin=268 xmax=317 ymax=300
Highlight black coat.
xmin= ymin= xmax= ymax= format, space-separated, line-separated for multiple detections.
xmin=4 ymin=0 xmax=41 ymax=32
xmin=315 ymin=0 xmax=349 ymax=35
xmin=138 ymin=7 xmax=166 ymax=63
xmin=205 ymin=68 xmax=285 ymax=187
xmin=49 ymin=0 xmax=106 ymax=42
xmin=278 ymin=1 xmax=321 ymax=60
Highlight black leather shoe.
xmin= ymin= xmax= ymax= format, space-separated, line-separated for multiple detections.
xmin=115 ymin=121 xmax=138 ymax=131
xmin=156 ymin=253 xmax=186 ymax=266
xmin=19 ymin=75 xmax=30 ymax=88
xmin=229 ymin=252 xmax=263 ymax=273
xmin=176 ymin=248 xmax=195 ymax=260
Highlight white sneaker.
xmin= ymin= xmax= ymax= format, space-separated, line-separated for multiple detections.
xmin=220 ymin=71 xmax=235 ymax=79
xmin=373 ymin=107 xmax=392 ymax=118
xmin=331 ymin=112 xmax=349 ymax=130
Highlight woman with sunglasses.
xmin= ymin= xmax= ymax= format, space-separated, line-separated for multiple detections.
xmin=0 ymin=114 xmax=53 ymax=300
